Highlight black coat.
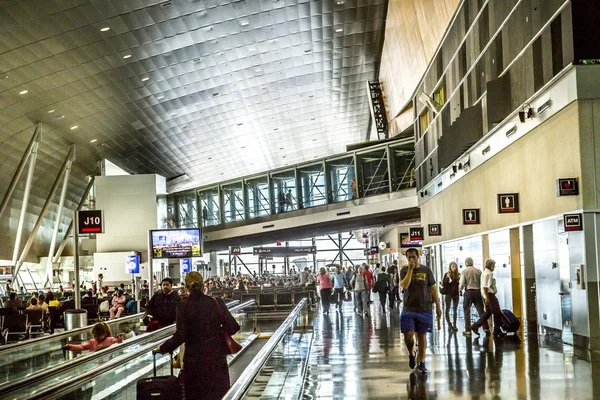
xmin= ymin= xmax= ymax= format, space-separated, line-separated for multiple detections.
xmin=146 ymin=290 xmax=181 ymax=327
xmin=161 ymin=292 xmax=240 ymax=399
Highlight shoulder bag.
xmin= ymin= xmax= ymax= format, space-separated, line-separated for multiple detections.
xmin=212 ymin=297 xmax=242 ymax=354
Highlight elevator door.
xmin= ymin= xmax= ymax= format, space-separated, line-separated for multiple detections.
xmin=533 ymin=220 xmax=562 ymax=331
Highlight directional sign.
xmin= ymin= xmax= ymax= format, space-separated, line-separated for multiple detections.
xmin=230 ymin=246 xmax=241 ymax=255
xmin=463 ymin=209 xmax=480 ymax=225
xmin=78 ymin=210 xmax=104 ymax=234
xmin=557 ymin=178 xmax=579 ymax=196
xmin=253 ymin=246 xmax=317 ymax=256
xmin=564 ymin=214 xmax=583 ymax=231
xmin=428 ymin=224 xmax=442 ymax=236
xmin=369 ymin=246 xmax=379 ymax=255
xmin=180 ymin=258 xmax=191 ymax=273
xmin=497 ymin=193 xmax=519 ymax=213
xmin=126 ymin=255 xmax=139 ymax=274
xmin=409 ymin=227 xmax=424 ymax=241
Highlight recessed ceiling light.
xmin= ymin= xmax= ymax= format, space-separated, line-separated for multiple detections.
xmin=337 ymin=1 xmax=344 ymax=4
xmin=274 ymin=128 xmax=279 ymax=131
xmin=249 ymin=47 xmax=256 ymax=52
xmin=335 ymin=28 xmax=343 ymax=32
xmin=282 ymin=156 xmax=286 ymax=159
xmin=100 ymin=27 xmax=110 ymax=32
xmin=237 ymin=122 xmax=243 ymax=126
xmin=182 ymin=125 xmax=188 ymax=129
xmin=240 ymin=21 xmax=249 ymax=26
xmin=70 ymin=125 xmax=78 ymax=130
xmin=90 ymin=139 xmax=97 ymax=143
xmin=19 ymin=90 xmax=28 ymax=95
xmin=141 ymin=77 xmax=149 ymax=81
xmin=279 ymin=147 xmax=284 ymax=150
xmin=312 ymin=138 xmax=317 ymax=141
xmin=170 ymin=112 xmax=177 ymax=116
xmin=123 ymin=54 xmax=132 ymax=59
xmin=212 ymin=92 xmax=219 ymax=97
xmin=304 ymin=49 xmax=311 ymax=53
xmin=241 ymin=146 xmax=246 ymax=149
xmin=157 ymin=96 xmax=164 ymax=100
xmin=208 ymin=157 xmax=213 ymax=160
xmin=48 ymin=109 xmax=55 ymax=113
xmin=57 ymin=115 xmax=65 ymax=120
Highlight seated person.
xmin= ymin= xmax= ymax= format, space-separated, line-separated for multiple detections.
xmin=26 ymin=292 xmax=39 ymax=307
xmin=26 ymin=297 xmax=43 ymax=311
xmin=109 ymin=290 xmax=127 ymax=320
xmin=64 ymin=322 xmax=125 ymax=352
xmin=3 ymin=292 xmax=19 ymax=310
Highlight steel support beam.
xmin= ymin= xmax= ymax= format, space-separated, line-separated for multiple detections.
xmin=0 ymin=123 xmax=42 ymax=221
xmin=52 ymin=174 xmax=96 ymax=263
xmin=13 ymin=145 xmax=75 ymax=282
xmin=11 ymin=135 xmax=41 ymax=268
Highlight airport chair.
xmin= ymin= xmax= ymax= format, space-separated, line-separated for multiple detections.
xmin=2 ymin=314 xmax=29 ymax=343
xmin=241 ymin=293 xmax=257 ymax=304
xmin=82 ymin=304 xmax=99 ymax=323
xmin=275 ymin=292 xmax=293 ymax=308
xmin=258 ymin=293 xmax=276 ymax=309
xmin=25 ymin=309 xmax=44 ymax=337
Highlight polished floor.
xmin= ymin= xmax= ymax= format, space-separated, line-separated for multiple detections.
xmin=301 ymin=298 xmax=600 ymax=400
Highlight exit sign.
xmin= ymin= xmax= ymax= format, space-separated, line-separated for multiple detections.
xmin=78 ymin=210 xmax=104 ymax=234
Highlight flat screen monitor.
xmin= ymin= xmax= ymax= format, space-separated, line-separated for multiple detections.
xmin=151 ymin=228 xmax=201 ymax=259
xmin=400 ymin=233 xmax=422 ymax=248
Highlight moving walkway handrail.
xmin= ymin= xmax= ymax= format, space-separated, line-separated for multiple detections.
xmin=0 ymin=299 xmax=254 ymax=397
xmin=0 ymin=312 xmax=145 ymax=353
xmin=222 ymin=298 xmax=307 ymax=400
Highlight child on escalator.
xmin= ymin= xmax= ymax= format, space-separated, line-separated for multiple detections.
xmin=64 ymin=322 xmax=125 ymax=352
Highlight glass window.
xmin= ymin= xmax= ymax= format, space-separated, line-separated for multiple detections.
xmin=390 ymin=143 xmax=416 ymax=191
xmin=222 ymin=182 xmax=245 ymax=223
xmin=176 ymin=192 xmax=197 ymax=228
xmin=327 ymin=156 xmax=355 ymax=202
xmin=272 ymin=169 xmax=297 ymax=214
xmin=298 ymin=163 xmax=326 ymax=208
xmin=199 ymin=187 xmax=220 ymax=226
xmin=358 ymin=148 xmax=390 ymax=197
xmin=245 ymin=177 xmax=270 ymax=219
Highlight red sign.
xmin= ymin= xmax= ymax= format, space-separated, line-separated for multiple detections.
xmin=409 ymin=227 xmax=424 ymax=241
xmin=557 ymin=178 xmax=579 ymax=196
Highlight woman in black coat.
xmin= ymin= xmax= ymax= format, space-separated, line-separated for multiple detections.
xmin=159 ymin=272 xmax=240 ymax=399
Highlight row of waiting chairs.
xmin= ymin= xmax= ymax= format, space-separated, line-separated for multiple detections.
xmin=0 ymin=309 xmax=45 ymax=344
xmin=223 ymin=290 xmax=315 ymax=309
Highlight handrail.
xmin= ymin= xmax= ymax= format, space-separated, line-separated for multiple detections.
xmin=0 ymin=299 xmax=253 ymax=397
xmin=0 ymin=312 xmax=144 ymax=353
xmin=222 ymin=298 xmax=307 ymax=400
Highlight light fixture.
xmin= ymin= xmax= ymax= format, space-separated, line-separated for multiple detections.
xmin=249 ymin=47 xmax=256 ymax=52
xmin=123 ymin=54 xmax=132 ymax=59
xmin=71 ymin=125 xmax=78 ymax=130
xmin=482 ymin=145 xmax=491 ymax=156
xmin=450 ymin=172 xmax=456 ymax=179
xmin=19 ymin=90 xmax=28 ymax=95
xmin=57 ymin=115 xmax=65 ymax=120
xmin=335 ymin=28 xmax=343 ymax=32
xmin=90 ymin=139 xmax=97 ymax=143
xmin=437 ymin=181 xmax=443 ymax=187
xmin=537 ymin=99 xmax=551 ymax=115
xmin=48 ymin=109 xmax=55 ymax=113
xmin=100 ymin=27 xmax=110 ymax=32
xmin=336 ymin=1 xmax=345 ymax=4
xmin=240 ymin=21 xmax=249 ymax=26
xmin=518 ymin=103 xmax=533 ymax=123
xmin=157 ymin=95 xmax=164 ymax=100
xmin=141 ymin=77 xmax=149 ymax=82
xmin=505 ymin=125 xmax=517 ymax=138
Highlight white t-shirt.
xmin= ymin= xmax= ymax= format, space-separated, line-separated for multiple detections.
xmin=481 ymin=268 xmax=497 ymax=296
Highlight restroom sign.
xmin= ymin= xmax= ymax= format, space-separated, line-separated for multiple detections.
xmin=428 ymin=224 xmax=442 ymax=236
xmin=462 ymin=209 xmax=480 ymax=225
xmin=564 ymin=214 xmax=583 ymax=231
xmin=497 ymin=193 xmax=519 ymax=213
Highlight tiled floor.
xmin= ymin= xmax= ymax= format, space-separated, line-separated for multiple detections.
xmin=302 ymin=300 xmax=600 ymax=400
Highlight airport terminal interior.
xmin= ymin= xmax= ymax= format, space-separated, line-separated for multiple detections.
xmin=1 ymin=0 xmax=600 ymax=399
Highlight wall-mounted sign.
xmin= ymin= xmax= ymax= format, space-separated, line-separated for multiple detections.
xmin=557 ymin=178 xmax=579 ymax=196
xmin=230 ymin=246 xmax=241 ymax=255
xmin=126 ymin=255 xmax=139 ymax=274
xmin=409 ymin=227 xmax=424 ymax=241
xmin=253 ymin=246 xmax=317 ymax=256
xmin=428 ymin=224 xmax=442 ymax=236
xmin=497 ymin=193 xmax=519 ymax=213
xmin=564 ymin=213 xmax=583 ymax=231
xmin=78 ymin=210 xmax=104 ymax=234
xmin=180 ymin=258 xmax=191 ymax=273
xmin=369 ymin=246 xmax=379 ymax=255
xmin=463 ymin=209 xmax=480 ymax=225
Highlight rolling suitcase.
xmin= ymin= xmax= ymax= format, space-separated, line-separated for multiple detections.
xmin=500 ymin=309 xmax=520 ymax=333
xmin=136 ymin=350 xmax=181 ymax=400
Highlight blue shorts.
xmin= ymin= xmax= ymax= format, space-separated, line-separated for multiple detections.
xmin=400 ymin=311 xmax=432 ymax=333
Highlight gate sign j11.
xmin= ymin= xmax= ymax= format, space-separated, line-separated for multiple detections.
xmin=409 ymin=227 xmax=424 ymax=241
xmin=78 ymin=210 xmax=104 ymax=234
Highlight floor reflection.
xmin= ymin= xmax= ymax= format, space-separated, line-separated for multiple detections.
xmin=301 ymin=300 xmax=598 ymax=399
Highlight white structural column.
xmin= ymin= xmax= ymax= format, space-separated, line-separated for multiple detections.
xmin=44 ymin=156 xmax=74 ymax=288
xmin=11 ymin=138 xmax=41 ymax=267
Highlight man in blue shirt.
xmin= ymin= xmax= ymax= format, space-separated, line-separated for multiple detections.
xmin=331 ymin=266 xmax=348 ymax=311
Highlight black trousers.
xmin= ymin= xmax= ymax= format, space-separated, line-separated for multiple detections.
xmin=378 ymin=289 xmax=388 ymax=309
xmin=463 ymin=289 xmax=486 ymax=329
xmin=333 ymin=288 xmax=344 ymax=308
xmin=320 ymin=288 xmax=332 ymax=312
xmin=472 ymin=292 xmax=503 ymax=333
xmin=444 ymin=294 xmax=459 ymax=326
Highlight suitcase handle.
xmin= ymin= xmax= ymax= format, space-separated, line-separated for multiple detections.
xmin=152 ymin=349 xmax=174 ymax=377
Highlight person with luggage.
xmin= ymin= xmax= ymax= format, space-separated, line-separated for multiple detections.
xmin=374 ymin=266 xmax=390 ymax=313
xmin=459 ymin=257 xmax=487 ymax=336
xmin=159 ymin=272 xmax=240 ymax=399
xmin=64 ymin=322 xmax=125 ymax=352
xmin=145 ymin=277 xmax=181 ymax=331
xmin=399 ymin=248 xmax=442 ymax=375
xmin=316 ymin=267 xmax=333 ymax=314
xmin=331 ymin=266 xmax=347 ymax=311
xmin=470 ymin=259 xmax=505 ymax=337
xmin=441 ymin=262 xmax=460 ymax=332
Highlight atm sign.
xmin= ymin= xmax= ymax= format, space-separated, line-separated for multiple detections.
xmin=564 ymin=213 xmax=583 ymax=231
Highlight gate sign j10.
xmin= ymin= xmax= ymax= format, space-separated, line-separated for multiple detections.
xmin=78 ymin=210 xmax=104 ymax=234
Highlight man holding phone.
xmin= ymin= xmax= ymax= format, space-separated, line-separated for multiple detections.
xmin=399 ymin=248 xmax=442 ymax=375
